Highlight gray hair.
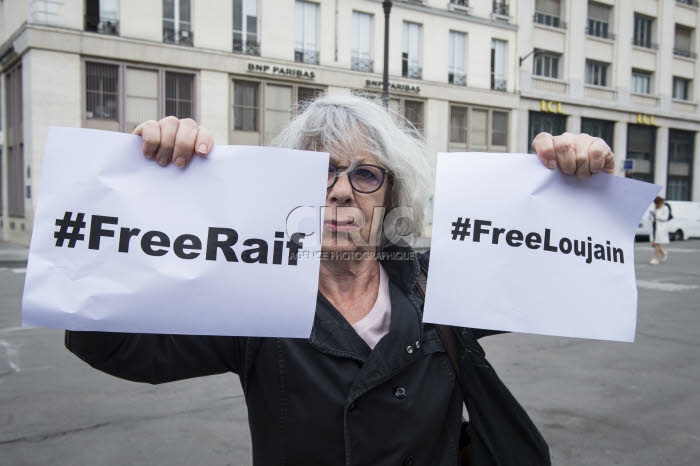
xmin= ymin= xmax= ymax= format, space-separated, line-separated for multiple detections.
xmin=272 ymin=93 xmax=433 ymax=248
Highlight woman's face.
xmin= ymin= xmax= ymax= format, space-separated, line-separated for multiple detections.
xmin=322 ymin=147 xmax=390 ymax=255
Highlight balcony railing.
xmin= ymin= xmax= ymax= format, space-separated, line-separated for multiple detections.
xmin=676 ymin=0 xmax=698 ymax=6
xmin=534 ymin=12 xmax=565 ymax=28
xmin=448 ymin=0 xmax=472 ymax=14
xmin=163 ymin=24 xmax=194 ymax=46
xmin=672 ymin=100 xmax=696 ymax=114
xmin=295 ymin=48 xmax=319 ymax=65
xmin=531 ymin=76 xmax=568 ymax=93
xmin=492 ymin=1 xmax=509 ymax=16
xmin=586 ymin=19 xmax=614 ymax=40
xmin=85 ymin=16 xmax=119 ymax=36
xmin=673 ymin=48 xmax=697 ymax=59
xmin=449 ymin=71 xmax=466 ymax=86
xmin=491 ymin=76 xmax=506 ymax=91
xmin=351 ymin=55 xmax=374 ymax=73
xmin=402 ymin=65 xmax=422 ymax=80
xmin=233 ymin=37 xmax=260 ymax=56
xmin=632 ymin=38 xmax=658 ymax=50
xmin=586 ymin=27 xmax=615 ymax=40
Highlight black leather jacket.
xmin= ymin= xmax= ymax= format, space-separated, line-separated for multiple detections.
xmin=65 ymin=247 xmax=549 ymax=465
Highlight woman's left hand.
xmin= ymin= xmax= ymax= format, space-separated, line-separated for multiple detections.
xmin=532 ymin=132 xmax=615 ymax=178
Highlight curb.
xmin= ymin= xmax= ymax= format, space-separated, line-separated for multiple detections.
xmin=0 ymin=261 xmax=28 ymax=269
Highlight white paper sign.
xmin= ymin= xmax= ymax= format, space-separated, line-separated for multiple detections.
xmin=423 ymin=153 xmax=660 ymax=342
xmin=22 ymin=127 xmax=328 ymax=337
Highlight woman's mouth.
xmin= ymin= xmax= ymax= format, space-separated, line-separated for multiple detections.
xmin=324 ymin=220 xmax=360 ymax=232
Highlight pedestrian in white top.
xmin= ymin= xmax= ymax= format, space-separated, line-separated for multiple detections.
xmin=650 ymin=196 xmax=670 ymax=264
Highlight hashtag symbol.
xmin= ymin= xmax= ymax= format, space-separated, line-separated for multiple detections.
xmin=54 ymin=212 xmax=86 ymax=248
xmin=451 ymin=217 xmax=471 ymax=241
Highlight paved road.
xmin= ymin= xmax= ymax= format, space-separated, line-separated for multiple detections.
xmin=1 ymin=241 xmax=699 ymax=465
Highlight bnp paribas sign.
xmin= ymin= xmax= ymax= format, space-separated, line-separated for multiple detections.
xmin=364 ymin=79 xmax=420 ymax=94
xmin=247 ymin=62 xmax=316 ymax=80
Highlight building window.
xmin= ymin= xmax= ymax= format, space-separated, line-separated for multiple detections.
xmin=4 ymin=64 xmax=24 ymax=218
xmin=533 ymin=50 xmax=560 ymax=79
xmin=585 ymin=60 xmax=608 ymax=87
xmin=163 ymin=0 xmax=193 ymax=46
xmin=233 ymin=0 xmax=259 ymax=55
xmin=673 ymin=76 xmax=691 ymax=100
xmin=528 ymin=111 xmax=565 ymax=153
xmin=231 ymin=79 xmax=324 ymax=145
xmin=125 ymin=68 xmax=158 ymax=132
xmin=404 ymin=100 xmax=424 ymax=133
xmin=674 ymin=25 xmax=695 ymax=58
xmin=233 ymin=80 xmax=259 ymax=132
xmin=85 ymin=61 xmax=195 ymax=133
xmin=389 ymin=98 xmax=424 ymax=133
xmin=667 ymin=130 xmax=694 ymax=201
xmin=264 ymin=84 xmax=294 ymax=144
xmin=676 ymin=0 xmax=698 ymax=5
xmin=295 ymin=1 xmax=319 ymax=65
xmin=84 ymin=0 xmax=119 ymax=35
xmin=402 ymin=22 xmax=422 ymax=79
xmin=587 ymin=2 xmax=612 ymax=39
xmin=297 ymin=87 xmax=323 ymax=106
xmin=631 ymin=69 xmax=652 ymax=94
xmin=633 ymin=13 xmax=655 ymax=49
xmin=491 ymin=39 xmax=506 ymax=91
xmin=493 ymin=1 xmax=509 ymax=16
xmin=534 ymin=0 xmax=562 ymax=28
xmin=581 ymin=118 xmax=614 ymax=151
xmin=448 ymin=31 xmax=466 ymax=85
xmin=626 ymin=124 xmax=656 ymax=183
xmin=86 ymin=62 xmax=119 ymax=125
xmin=491 ymin=111 xmax=508 ymax=148
xmin=352 ymin=12 xmax=373 ymax=72
xmin=450 ymin=106 xmax=467 ymax=144
xmin=165 ymin=72 xmax=194 ymax=119
xmin=450 ymin=105 xmax=509 ymax=152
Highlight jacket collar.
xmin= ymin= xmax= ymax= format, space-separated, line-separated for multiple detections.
xmin=308 ymin=245 xmax=424 ymax=367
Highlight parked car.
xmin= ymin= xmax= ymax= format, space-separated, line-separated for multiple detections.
xmin=636 ymin=201 xmax=700 ymax=241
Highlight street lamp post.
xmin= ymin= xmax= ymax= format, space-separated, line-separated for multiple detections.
xmin=382 ymin=1 xmax=392 ymax=107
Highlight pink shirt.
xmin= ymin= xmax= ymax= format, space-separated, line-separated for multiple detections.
xmin=352 ymin=263 xmax=392 ymax=349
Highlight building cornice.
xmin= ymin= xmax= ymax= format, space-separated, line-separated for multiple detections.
xmin=520 ymin=91 xmax=700 ymax=125
xmin=9 ymin=24 xmax=520 ymax=108
xmin=0 ymin=22 xmax=28 ymax=69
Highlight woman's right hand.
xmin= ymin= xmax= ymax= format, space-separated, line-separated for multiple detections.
xmin=132 ymin=117 xmax=214 ymax=168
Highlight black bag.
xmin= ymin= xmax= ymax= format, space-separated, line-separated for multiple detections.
xmin=416 ymin=259 xmax=551 ymax=466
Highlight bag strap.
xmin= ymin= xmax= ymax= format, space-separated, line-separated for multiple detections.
xmin=415 ymin=257 xmax=550 ymax=466
xmin=415 ymin=263 xmax=461 ymax=378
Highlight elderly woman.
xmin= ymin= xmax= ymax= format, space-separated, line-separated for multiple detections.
xmin=66 ymin=95 xmax=614 ymax=465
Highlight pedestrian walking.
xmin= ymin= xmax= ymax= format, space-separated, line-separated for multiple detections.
xmin=65 ymin=94 xmax=615 ymax=465
xmin=650 ymin=196 xmax=671 ymax=265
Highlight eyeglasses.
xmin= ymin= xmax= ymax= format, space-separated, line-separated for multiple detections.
xmin=327 ymin=163 xmax=391 ymax=194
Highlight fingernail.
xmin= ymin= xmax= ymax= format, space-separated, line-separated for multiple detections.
xmin=548 ymin=160 xmax=557 ymax=169
xmin=174 ymin=158 xmax=185 ymax=168
xmin=144 ymin=151 xmax=153 ymax=159
xmin=198 ymin=144 xmax=207 ymax=154
xmin=158 ymin=158 xmax=168 ymax=167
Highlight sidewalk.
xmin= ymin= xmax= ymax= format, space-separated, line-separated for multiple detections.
xmin=0 ymin=240 xmax=29 ymax=266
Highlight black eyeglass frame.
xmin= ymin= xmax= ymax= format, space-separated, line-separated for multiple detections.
xmin=327 ymin=163 xmax=392 ymax=194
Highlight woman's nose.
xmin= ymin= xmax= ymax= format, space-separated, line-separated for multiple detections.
xmin=327 ymin=172 xmax=354 ymax=204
